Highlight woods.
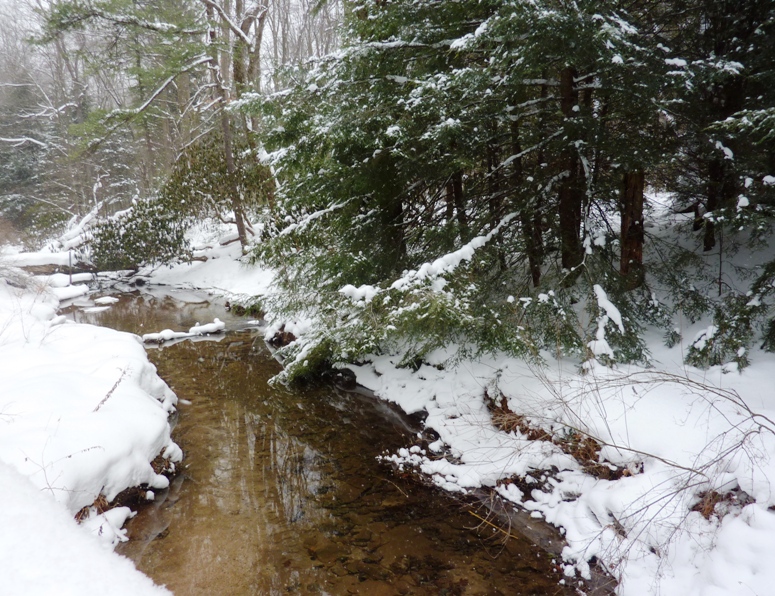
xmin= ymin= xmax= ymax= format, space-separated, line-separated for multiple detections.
xmin=5 ymin=3 xmax=775 ymax=595
xmin=1 ymin=0 xmax=775 ymax=376
xmin=0 ymin=0 xmax=337 ymax=248
xmin=250 ymin=0 xmax=775 ymax=378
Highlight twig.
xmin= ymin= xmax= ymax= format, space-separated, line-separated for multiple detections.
xmin=93 ymin=368 xmax=128 ymax=412
xmin=468 ymin=509 xmax=518 ymax=541
xmin=381 ymin=476 xmax=409 ymax=497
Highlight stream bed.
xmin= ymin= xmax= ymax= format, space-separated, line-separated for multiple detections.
xmin=70 ymin=289 xmax=572 ymax=595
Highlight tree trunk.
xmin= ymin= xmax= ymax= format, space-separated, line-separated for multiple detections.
xmin=452 ymin=171 xmax=468 ymax=241
xmin=445 ymin=182 xmax=455 ymax=224
xmin=702 ymin=69 xmax=744 ymax=251
xmin=510 ymin=120 xmax=541 ymax=287
xmin=205 ymin=2 xmax=248 ymax=249
xmin=247 ymin=4 xmax=268 ymax=135
xmin=558 ymin=66 xmax=584 ymax=273
xmin=177 ymin=71 xmax=192 ymax=148
xmin=487 ymin=138 xmax=507 ymax=270
xmin=388 ymin=195 xmax=407 ymax=263
xmin=703 ymin=156 xmax=738 ymax=252
xmin=620 ymin=170 xmax=645 ymax=289
xmin=134 ymin=47 xmax=155 ymax=194
xmin=220 ymin=111 xmax=248 ymax=247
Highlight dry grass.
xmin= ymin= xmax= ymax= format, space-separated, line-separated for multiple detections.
xmin=691 ymin=491 xmax=725 ymax=520
xmin=486 ymin=389 xmax=634 ymax=481
xmin=691 ymin=489 xmax=754 ymax=520
xmin=74 ymin=494 xmax=110 ymax=522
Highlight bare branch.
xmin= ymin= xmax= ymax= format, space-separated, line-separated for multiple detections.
xmin=200 ymin=0 xmax=254 ymax=46
xmin=85 ymin=55 xmax=214 ymax=152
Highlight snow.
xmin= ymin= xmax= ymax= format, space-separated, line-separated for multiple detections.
xmin=691 ymin=325 xmax=717 ymax=351
xmin=390 ymin=213 xmax=516 ymax=292
xmin=188 ymin=318 xmax=225 ymax=335
xmin=51 ymin=283 xmax=90 ymax=301
xmin=137 ymin=221 xmax=274 ymax=300
xmin=715 ymin=140 xmax=734 ymax=160
xmin=0 ymin=267 xmax=178 ymax=595
xmin=339 ymin=283 xmax=381 ymax=303
xmin=0 ymin=461 xmax=170 ymax=596
xmin=356 ymin=346 xmax=775 ymax=595
xmin=44 ymin=273 xmax=96 ymax=288
xmin=141 ymin=318 xmax=225 ymax=343
xmin=0 ymin=250 xmax=75 ymax=267
xmin=5 ymin=212 xmax=775 ymax=596
xmin=593 ymin=284 xmax=625 ymax=333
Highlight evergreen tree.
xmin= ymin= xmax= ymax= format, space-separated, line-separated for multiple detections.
xmin=248 ymin=0 xmax=689 ymax=378
xmin=656 ymin=0 xmax=775 ymax=368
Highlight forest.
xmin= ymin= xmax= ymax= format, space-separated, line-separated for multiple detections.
xmin=3 ymin=1 xmax=775 ymax=594
xmin=2 ymin=0 xmax=774 ymax=380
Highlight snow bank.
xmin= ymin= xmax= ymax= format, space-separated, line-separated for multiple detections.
xmin=0 ymin=250 xmax=75 ymax=267
xmin=0 ymin=461 xmax=170 ymax=596
xmin=351 ymin=345 xmax=775 ymax=595
xmin=139 ymin=221 xmax=274 ymax=300
xmin=0 ymin=268 xmax=178 ymax=594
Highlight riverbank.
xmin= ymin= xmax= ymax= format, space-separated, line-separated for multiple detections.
xmin=0 ymin=265 xmax=179 ymax=595
xmin=4 ymin=217 xmax=775 ymax=595
xmin=139 ymin=221 xmax=775 ymax=596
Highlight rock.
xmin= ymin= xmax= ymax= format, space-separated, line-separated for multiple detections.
xmin=267 ymin=324 xmax=296 ymax=347
xmin=333 ymin=368 xmax=357 ymax=390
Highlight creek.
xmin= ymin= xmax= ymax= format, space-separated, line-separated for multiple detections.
xmin=69 ymin=289 xmax=572 ymax=596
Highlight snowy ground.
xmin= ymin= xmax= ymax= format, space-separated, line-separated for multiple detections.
xmin=135 ymin=222 xmax=274 ymax=299
xmin=0 ymin=222 xmax=272 ymax=595
xmin=135 ymin=219 xmax=775 ymax=596
xmin=339 ymin=211 xmax=775 ymax=595
xmin=0 ymin=263 xmax=178 ymax=595
xmin=3 ymin=216 xmax=775 ymax=595
xmin=355 ymin=348 xmax=775 ymax=595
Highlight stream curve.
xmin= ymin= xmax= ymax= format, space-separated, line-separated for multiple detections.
xmin=69 ymin=289 xmax=574 ymax=596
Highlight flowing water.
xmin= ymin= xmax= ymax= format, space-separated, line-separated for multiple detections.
xmin=71 ymin=289 xmax=572 ymax=596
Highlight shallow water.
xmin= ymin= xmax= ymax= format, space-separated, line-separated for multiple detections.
xmin=74 ymin=290 xmax=571 ymax=595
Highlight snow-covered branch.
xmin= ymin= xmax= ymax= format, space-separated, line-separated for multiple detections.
xmin=105 ymin=56 xmax=213 ymax=120
xmin=57 ymin=5 xmax=204 ymax=35
xmin=340 ymin=214 xmax=518 ymax=304
xmin=200 ymin=0 xmax=267 ymax=47
xmin=278 ymin=200 xmax=352 ymax=237
xmin=391 ymin=213 xmax=517 ymax=290
xmin=0 ymin=136 xmax=47 ymax=148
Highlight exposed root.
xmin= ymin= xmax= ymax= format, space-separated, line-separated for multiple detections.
xmin=74 ymin=452 xmax=179 ymax=524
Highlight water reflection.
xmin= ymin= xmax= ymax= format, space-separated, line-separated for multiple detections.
xmin=76 ymin=292 xmax=570 ymax=595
